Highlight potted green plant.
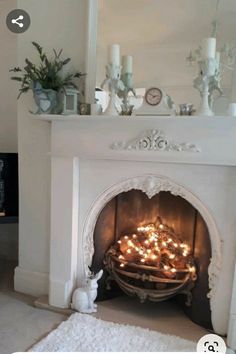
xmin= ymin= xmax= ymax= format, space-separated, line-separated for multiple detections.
xmin=10 ymin=42 xmax=85 ymax=114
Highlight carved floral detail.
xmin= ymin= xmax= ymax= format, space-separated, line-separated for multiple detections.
xmin=111 ymin=129 xmax=201 ymax=153
xmin=81 ymin=175 xmax=221 ymax=312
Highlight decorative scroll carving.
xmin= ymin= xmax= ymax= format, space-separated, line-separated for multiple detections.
xmin=111 ymin=129 xmax=201 ymax=153
xmin=81 ymin=174 xmax=221 ymax=314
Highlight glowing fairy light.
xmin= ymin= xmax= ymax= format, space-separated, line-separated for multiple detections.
xmin=113 ymin=216 xmax=196 ymax=285
xmin=189 ymin=266 xmax=196 ymax=273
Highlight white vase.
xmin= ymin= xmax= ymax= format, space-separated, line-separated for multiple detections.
xmin=228 ymin=103 xmax=236 ymax=116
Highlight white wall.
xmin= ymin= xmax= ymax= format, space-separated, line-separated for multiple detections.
xmin=15 ymin=0 xmax=87 ymax=296
xmin=0 ymin=0 xmax=18 ymax=152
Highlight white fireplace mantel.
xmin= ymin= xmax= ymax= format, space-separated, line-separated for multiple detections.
xmin=37 ymin=114 xmax=236 ymax=349
xmin=38 ymin=115 xmax=236 ymax=166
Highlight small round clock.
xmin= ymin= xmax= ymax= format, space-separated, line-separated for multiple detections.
xmin=145 ymin=87 xmax=163 ymax=106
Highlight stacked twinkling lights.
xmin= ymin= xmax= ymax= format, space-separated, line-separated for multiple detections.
xmin=115 ymin=217 xmax=196 ymax=279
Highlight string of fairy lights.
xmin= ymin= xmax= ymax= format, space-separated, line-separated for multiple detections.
xmin=114 ymin=217 xmax=196 ymax=278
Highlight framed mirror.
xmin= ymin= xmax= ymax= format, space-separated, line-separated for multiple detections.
xmin=86 ymin=0 xmax=236 ymax=115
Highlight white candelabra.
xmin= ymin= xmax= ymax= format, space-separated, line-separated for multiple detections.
xmin=119 ymin=55 xmax=136 ymax=115
xmin=101 ymin=45 xmax=125 ymax=116
xmin=194 ymin=57 xmax=219 ymax=116
xmin=188 ymin=33 xmax=236 ymax=116
xmin=192 ymin=38 xmax=220 ymax=116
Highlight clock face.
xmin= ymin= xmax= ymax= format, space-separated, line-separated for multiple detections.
xmin=145 ymin=88 xmax=163 ymax=106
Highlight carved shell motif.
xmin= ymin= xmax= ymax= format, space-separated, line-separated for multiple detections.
xmin=111 ymin=129 xmax=201 ymax=153
xmin=138 ymin=130 xmax=169 ymax=151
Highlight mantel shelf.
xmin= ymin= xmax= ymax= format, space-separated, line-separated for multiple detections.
xmin=34 ymin=113 xmax=236 ymax=167
xmin=33 ymin=114 xmax=235 ymax=123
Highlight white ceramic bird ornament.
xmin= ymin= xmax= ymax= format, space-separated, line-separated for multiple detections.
xmin=71 ymin=269 xmax=103 ymax=313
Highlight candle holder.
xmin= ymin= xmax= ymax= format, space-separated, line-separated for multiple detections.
xmin=194 ymin=58 xmax=218 ymax=116
xmin=187 ymin=39 xmax=235 ymax=116
xmin=101 ymin=64 xmax=125 ymax=116
xmin=118 ymin=72 xmax=136 ymax=116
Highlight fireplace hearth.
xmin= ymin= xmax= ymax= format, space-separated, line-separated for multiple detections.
xmin=34 ymin=115 xmax=236 ymax=350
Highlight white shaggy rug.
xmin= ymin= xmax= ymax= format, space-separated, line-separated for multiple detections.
xmin=30 ymin=313 xmax=197 ymax=352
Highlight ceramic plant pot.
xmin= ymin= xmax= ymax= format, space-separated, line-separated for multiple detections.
xmin=33 ymin=82 xmax=59 ymax=114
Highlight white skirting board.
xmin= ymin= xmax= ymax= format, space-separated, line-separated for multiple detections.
xmin=14 ymin=266 xmax=49 ymax=297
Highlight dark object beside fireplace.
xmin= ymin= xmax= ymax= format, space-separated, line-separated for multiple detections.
xmin=0 ymin=153 xmax=18 ymax=222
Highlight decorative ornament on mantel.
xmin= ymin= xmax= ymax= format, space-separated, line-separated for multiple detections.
xmin=58 ymin=86 xmax=79 ymax=115
xmin=111 ymin=129 xmax=201 ymax=153
xmin=118 ymin=55 xmax=136 ymax=115
xmin=101 ymin=44 xmax=125 ymax=116
xmin=132 ymin=87 xmax=176 ymax=116
xmin=187 ymin=0 xmax=236 ymax=116
xmin=10 ymin=42 xmax=85 ymax=115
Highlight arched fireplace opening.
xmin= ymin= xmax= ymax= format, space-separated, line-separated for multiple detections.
xmin=91 ymin=189 xmax=212 ymax=330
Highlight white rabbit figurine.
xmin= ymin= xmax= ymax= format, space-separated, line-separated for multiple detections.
xmin=71 ymin=269 xmax=103 ymax=313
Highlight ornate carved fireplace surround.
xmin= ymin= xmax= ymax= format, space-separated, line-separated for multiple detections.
xmin=42 ymin=115 xmax=236 ymax=350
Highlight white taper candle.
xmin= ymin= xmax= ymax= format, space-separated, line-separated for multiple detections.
xmin=216 ymin=51 xmax=221 ymax=69
xmin=122 ymin=55 xmax=133 ymax=74
xmin=202 ymin=38 xmax=216 ymax=59
xmin=108 ymin=44 xmax=120 ymax=66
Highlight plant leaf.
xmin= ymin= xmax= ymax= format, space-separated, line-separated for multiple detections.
xmin=11 ymin=77 xmax=23 ymax=82
xmin=9 ymin=67 xmax=22 ymax=73
xmin=32 ymin=42 xmax=42 ymax=55
xmin=10 ymin=42 xmax=86 ymax=96
xmin=62 ymin=58 xmax=71 ymax=66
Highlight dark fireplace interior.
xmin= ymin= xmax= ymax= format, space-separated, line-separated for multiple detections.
xmin=91 ymin=190 xmax=212 ymax=330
